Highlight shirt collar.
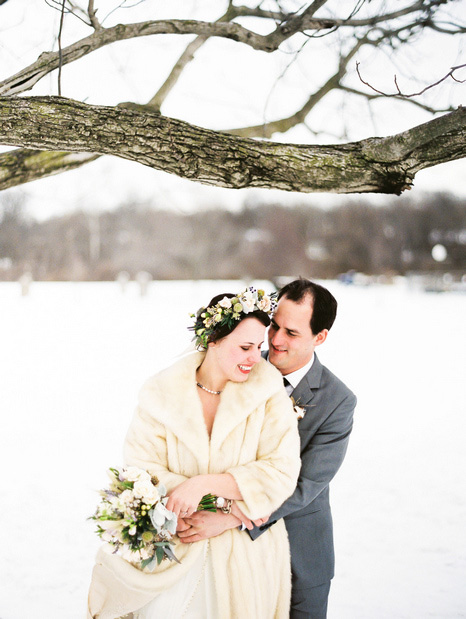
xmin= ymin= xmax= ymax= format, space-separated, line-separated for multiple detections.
xmin=282 ymin=354 xmax=315 ymax=390
xmin=266 ymin=352 xmax=315 ymax=391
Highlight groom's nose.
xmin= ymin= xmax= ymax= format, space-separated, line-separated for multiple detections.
xmin=269 ymin=329 xmax=283 ymax=347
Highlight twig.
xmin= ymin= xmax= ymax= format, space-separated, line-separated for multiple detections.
xmin=57 ymin=0 xmax=66 ymax=96
xmin=356 ymin=61 xmax=466 ymax=98
xmin=340 ymin=85 xmax=454 ymax=114
xmin=88 ymin=0 xmax=100 ymax=30
xmin=101 ymin=0 xmax=148 ymax=26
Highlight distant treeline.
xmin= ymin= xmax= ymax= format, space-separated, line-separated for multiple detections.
xmin=0 ymin=192 xmax=465 ymax=281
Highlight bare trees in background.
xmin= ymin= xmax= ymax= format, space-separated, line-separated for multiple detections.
xmin=1 ymin=193 xmax=464 ymax=281
xmin=0 ymin=0 xmax=465 ymax=198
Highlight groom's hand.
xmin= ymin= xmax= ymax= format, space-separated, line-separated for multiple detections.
xmin=177 ymin=511 xmax=242 ymax=543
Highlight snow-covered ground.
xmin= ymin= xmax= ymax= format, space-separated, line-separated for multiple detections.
xmin=1 ymin=280 xmax=465 ymax=619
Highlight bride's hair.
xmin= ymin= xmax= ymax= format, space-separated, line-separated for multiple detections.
xmin=206 ymin=293 xmax=270 ymax=345
xmin=190 ymin=289 xmax=275 ymax=349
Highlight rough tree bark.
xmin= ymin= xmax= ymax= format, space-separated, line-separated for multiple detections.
xmin=1 ymin=96 xmax=464 ymax=194
xmin=0 ymin=1 xmax=464 ymax=197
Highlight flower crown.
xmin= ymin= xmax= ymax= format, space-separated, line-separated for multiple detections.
xmin=190 ymin=287 xmax=277 ymax=349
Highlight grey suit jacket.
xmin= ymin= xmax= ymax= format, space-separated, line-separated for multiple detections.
xmin=249 ymin=352 xmax=356 ymax=589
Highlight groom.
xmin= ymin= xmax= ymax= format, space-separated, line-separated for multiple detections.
xmin=179 ymin=278 xmax=356 ymax=618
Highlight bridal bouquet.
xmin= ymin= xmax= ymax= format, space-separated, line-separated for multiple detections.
xmin=90 ymin=466 xmax=179 ymax=571
xmin=90 ymin=466 xmax=217 ymax=571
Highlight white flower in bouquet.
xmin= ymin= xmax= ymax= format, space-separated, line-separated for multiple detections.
xmin=124 ymin=466 xmax=151 ymax=483
xmin=133 ymin=479 xmax=159 ymax=503
xmin=150 ymin=500 xmax=178 ymax=535
xmin=90 ymin=466 xmax=180 ymax=571
xmin=120 ymin=489 xmax=134 ymax=505
xmin=90 ymin=467 xmax=218 ymax=571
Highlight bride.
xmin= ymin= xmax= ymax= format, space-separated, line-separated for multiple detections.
xmin=87 ymin=288 xmax=300 ymax=618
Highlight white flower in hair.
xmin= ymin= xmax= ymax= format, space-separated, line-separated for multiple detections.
xmin=258 ymin=296 xmax=271 ymax=312
xmin=218 ymin=296 xmax=232 ymax=309
xmin=240 ymin=289 xmax=256 ymax=313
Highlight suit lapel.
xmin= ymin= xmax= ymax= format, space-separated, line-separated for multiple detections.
xmin=287 ymin=355 xmax=322 ymax=429
xmin=291 ymin=354 xmax=322 ymax=406
xmin=262 ymin=350 xmax=323 ymax=420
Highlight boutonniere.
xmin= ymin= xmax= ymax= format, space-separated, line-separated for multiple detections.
xmin=291 ymin=396 xmax=306 ymax=420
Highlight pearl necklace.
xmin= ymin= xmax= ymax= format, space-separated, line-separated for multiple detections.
xmin=196 ymin=381 xmax=222 ymax=395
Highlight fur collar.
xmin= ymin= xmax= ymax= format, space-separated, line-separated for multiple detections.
xmin=138 ymin=351 xmax=283 ymax=468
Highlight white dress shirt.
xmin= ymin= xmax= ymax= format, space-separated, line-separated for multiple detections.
xmin=280 ymin=354 xmax=315 ymax=395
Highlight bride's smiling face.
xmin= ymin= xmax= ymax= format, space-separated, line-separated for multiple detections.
xmin=209 ymin=317 xmax=265 ymax=383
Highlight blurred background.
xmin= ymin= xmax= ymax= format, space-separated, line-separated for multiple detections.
xmin=1 ymin=190 xmax=465 ymax=287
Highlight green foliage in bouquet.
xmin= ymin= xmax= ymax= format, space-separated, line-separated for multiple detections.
xmin=90 ymin=467 xmax=219 ymax=570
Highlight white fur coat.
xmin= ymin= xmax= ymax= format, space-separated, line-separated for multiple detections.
xmin=87 ymin=351 xmax=300 ymax=618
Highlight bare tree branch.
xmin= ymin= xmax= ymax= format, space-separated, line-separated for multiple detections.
xmin=87 ymin=0 xmax=101 ymax=30
xmin=0 ymin=9 xmax=337 ymax=98
xmin=57 ymin=0 xmax=66 ymax=96
xmin=340 ymin=85 xmax=455 ymax=115
xmin=315 ymin=0 xmax=457 ymax=29
xmin=228 ymin=34 xmax=368 ymax=138
xmin=148 ymin=3 xmax=248 ymax=112
xmin=0 ymin=21 xmax=268 ymax=97
xmin=1 ymin=1 xmax=458 ymax=99
xmin=0 ymin=96 xmax=464 ymax=194
xmin=147 ymin=1 xmax=321 ymax=112
xmin=0 ymin=2 xmax=463 ymax=198
xmin=147 ymin=36 xmax=208 ymax=111
xmin=356 ymin=61 xmax=466 ymax=98
xmin=0 ymin=149 xmax=99 ymax=190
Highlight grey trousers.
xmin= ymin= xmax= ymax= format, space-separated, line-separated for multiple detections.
xmin=290 ymin=581 xmax=331 ymax=619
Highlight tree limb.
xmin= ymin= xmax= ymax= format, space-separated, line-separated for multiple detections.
xmin=148 ymin=3 xmax=248 ymax=111
xmin=228 ymin=34 xmax=367 ymax=138
xmin=0 ymin=4 xmax=341 ymax=99
xmin=87 ymin=0 xmax=101 ymax=30
xmin=0 ymin=96 xmax=464 ymax=195
xmin=0 ymin=1 xmax=456 ymax=99
xmin=0 ymin=149 xmax=99 ymax=190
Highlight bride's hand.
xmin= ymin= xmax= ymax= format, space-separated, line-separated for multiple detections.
xmin=166 ymin=477 xmax=208 ymax=517
xmin=176 ymin=517 xmax=191 ymax=533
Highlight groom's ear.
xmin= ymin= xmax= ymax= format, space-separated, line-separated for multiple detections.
xmin=314 ymin=329 xmax=328 ymax=347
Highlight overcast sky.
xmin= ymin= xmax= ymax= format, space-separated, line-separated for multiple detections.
xmin=1 ymin=0 xmax=465 ymax=220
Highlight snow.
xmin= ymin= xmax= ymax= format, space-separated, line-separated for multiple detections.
xmin=1 ymin=280 xmax=465 ymax=619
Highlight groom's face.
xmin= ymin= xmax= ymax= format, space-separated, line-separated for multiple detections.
xmin=268 ymin=295 xmax=323 ymax=376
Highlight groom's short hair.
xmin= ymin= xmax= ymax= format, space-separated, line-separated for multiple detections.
xmin=278 ymin=278 xmax=337 ymax=335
